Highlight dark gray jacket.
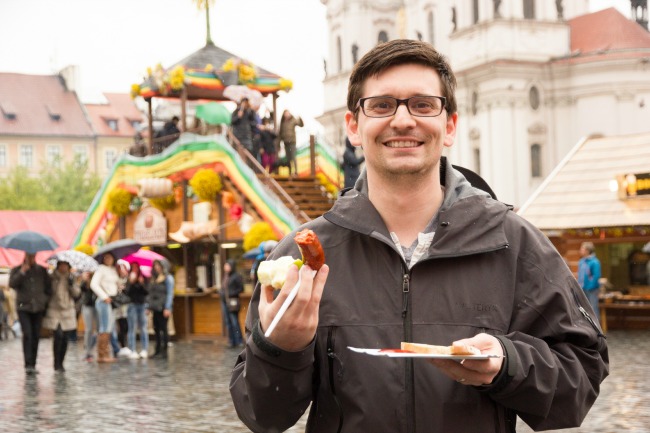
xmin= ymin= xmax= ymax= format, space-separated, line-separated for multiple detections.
xmin=230 ymin=159 xmax=609 ymax=433
xmin=9 ymin=264 xmax=52 ymax=314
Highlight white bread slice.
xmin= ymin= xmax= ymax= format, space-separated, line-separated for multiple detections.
xmin=401 ymin=342 xmax=481 ymax=356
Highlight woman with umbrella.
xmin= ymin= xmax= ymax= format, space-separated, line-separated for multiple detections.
xmin=42 ymin=260 xmax=80 ymax=372
xmin=90 ymin=253 xmax=120 ymax=363
xmin=9 ymin=253 xmax=52 ymax=375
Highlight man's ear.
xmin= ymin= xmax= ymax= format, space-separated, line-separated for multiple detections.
xmin=345 ymin=111 xmax=362 ymax=146
xmin=443 ymin=112 xmax=458 ymax=149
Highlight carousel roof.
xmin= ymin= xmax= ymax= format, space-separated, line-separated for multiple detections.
xmin=136 ymin=41 xmax=292 ymax=101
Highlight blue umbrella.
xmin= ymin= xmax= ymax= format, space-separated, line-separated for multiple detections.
xmin=0 ymin=230 xmax=59 ymax=254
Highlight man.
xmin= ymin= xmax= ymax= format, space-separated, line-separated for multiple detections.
xmin=278 ymin=109 xmax=304 ymax=175
xmin=342 ymin=136 xmax=365 ymax=189
xmin=578 ymin=241 xmax=602 ymax=319
xmin=9 ymin=253 xmax=52 ymax=375
xmin=230 ymin=40 xmax=608 ymax=432
xmin=231 ymin=98 xmax=257 ymax=157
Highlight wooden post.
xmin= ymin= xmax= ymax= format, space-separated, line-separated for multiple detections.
xmin=181 ymin=87 xmax=188 ymax=131
xmin=272 ymin=93 xmax=278 ymax=131
xmin=182 ymin=179 xmax=189 ymax=221
xmin=310 ymin=134 xmax=316 ymax=176
xmin=147 ymin=99 xmax=154 ymax=155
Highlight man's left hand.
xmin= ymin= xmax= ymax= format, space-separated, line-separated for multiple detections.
xmin=427 ymin=333 xmax=504 ymax=386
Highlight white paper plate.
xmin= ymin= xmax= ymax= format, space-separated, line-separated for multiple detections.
xmin=347 ymin=346 xmax=501 ymax=360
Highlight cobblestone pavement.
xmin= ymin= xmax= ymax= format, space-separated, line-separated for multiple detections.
xmin=0 ymin=330 xmax=648 ymax=432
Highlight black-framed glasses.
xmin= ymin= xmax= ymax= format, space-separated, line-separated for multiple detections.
xmin=355 ymin=96 xmax=447 ymax=118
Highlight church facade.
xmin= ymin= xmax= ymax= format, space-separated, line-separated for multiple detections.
xmin=317 ymin=0 xmax=650 ymax=207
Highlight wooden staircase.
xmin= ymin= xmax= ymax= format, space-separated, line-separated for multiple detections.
xmin=270 ymin=176 xmax=335 ymax=223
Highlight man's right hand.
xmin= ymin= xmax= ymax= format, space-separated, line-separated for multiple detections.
xmin=258 ymin=264 xmax=329 ymax=352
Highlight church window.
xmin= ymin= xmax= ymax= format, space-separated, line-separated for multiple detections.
xmin=523 ymin=0 xmax=535 ymax=19
xmin=529 ymin=86 xmax=540 ymax=110
xmin=337 ymin=36 xmax=342 ymax=72
xmin=428 ymin=11 xmax=435 ymax=44
xmin=473 ymin=0 xmax=480 ymax=24
xmin=378 ymin=30 xmax=389 ymax=44
xmin=531 ymin=143 xmax=542 ymax=178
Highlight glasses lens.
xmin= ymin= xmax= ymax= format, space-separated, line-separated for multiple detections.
xmin=408 ymin=97 xmax=443 ymax=116
xmin=363 ymin=97 xmax=397 ymax=117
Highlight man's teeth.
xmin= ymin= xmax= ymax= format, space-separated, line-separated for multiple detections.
xmin=385 ymin=140 xmax=419 ymax=148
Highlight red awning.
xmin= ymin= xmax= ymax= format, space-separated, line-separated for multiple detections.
xmin=0 ymin=211 xmax=86 ymax=270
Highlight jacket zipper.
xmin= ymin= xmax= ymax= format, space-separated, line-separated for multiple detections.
xmin=327 ymin=327 xmax=344 ymax=433
xmin=402 ymin=269 xmax=415 ymax=433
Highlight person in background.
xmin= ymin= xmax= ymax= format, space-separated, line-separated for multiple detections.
xmin=259 ymin=117 xmax=278 ymax=172
xmin=278 ymin=109 xmax=304 ymax=176
xmin=42 ymin=261 xmax=80 ymax=372
xmin=79 ymin=271 xmax=98 ymax=362
xmin=114 ymin=259 xmax=131 ymax=358
xmin=578 ymin=241 xmax=602 ymax=320
xmin=231 ymin=98 xmax=257 ymax=158
xmin=230 ymin=39 xmax=608 ymax=432
xmin=125 ymin=262 xmax=149 ymax=359
xmin=154 ymin=116 xmax=181 ymax=154
xmin=221 ymin=259 xmax=244 ymax=348
xmin=9 ymin=253 xmax=52 ymax=375
xmin=147 ymin=260 xmax=174 ymax=359
xmin=90 ymin=252 xmax=120 ymax=363
xmin=342 ymin=137 xmax=365 ymax=189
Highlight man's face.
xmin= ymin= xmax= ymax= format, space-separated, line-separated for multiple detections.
xmin=345 ymin=63 xmax=457 ymax=181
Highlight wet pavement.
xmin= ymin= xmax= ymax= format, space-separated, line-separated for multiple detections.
xmin=0 ymin=329 xmax=648 ymax=432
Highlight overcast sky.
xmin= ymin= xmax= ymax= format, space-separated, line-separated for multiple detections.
xmin=0 ymin=0 xmax=631 ymax=122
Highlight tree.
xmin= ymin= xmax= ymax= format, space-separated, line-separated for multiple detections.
xmin=0 ymin=155 xmax=102 ymax=211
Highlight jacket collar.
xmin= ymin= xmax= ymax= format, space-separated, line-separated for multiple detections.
xmin=325 ymin=157 xmax=511 ymax=257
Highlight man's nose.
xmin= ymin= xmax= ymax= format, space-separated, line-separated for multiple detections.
xmin=390 ymin=104 xmax=416 ymax=128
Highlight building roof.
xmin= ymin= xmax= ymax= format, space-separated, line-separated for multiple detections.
xmin=518 ymin=133 xmax=650 ymax=231
xmin=0 ymin=73 xmax=94 ymax=137
xmin=0 ymin=211 xmax=87 ymax=269
xmin=85 ymin=93 xmax=144 ymax=137
xmin=557 ymin=8 xmax=650 ymax=64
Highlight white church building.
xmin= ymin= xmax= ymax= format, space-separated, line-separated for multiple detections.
xmin=317 ymin=0 xmax=650 ymax=207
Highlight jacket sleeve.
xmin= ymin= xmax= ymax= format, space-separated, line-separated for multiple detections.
xmin=164 ymin=275 xmax=175 ymax=310
xmin=484 ymin=221 xmax=609 ymax=431
xmin=90 ymin=267 xmax=108 ymax=301
xmin=230 ymin=241 xmax=316 ymax=433
xmin=9 ymin=267 xmax=24 ymax=290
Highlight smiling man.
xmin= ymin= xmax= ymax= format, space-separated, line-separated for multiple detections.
xmin=230 ymin=39 xmax=609 ymax=433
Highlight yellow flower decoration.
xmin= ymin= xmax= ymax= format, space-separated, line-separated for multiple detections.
xmin=238 ymin=64 xmax=256 ymax=83
xmin=189 ymin=168 xmax=222 ymax=202
xmin=243 ymin=222 xmax=278 ymax=252
xmin=106 ymin=187 xmax=134 ymax=217
xmin=74 ymin=244 xmax=95 ymax=256
xmin=148 ymin=194 xmax=176 ymax=211
xmin=205 ymin=64 xmax=214 ymax=72
xmin=222 ymin=58 xmax=235 ymax=72
xmin=279 ymin=78 xmax=293 ymax=91
xmin=130 ymin=83 xmax=141 ymax=99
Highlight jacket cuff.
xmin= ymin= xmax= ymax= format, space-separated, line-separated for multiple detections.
xmin=250 ymin=320 xmax=315 ymax=371
xmin=477 ymin=335 xmax=517 ymax=394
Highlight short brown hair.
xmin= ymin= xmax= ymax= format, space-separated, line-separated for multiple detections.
xmin=347 ymin=39 xmax=457 ymax=117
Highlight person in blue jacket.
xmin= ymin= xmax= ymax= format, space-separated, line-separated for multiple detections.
xmin=578 ymin=242 xmax=602 ymax=319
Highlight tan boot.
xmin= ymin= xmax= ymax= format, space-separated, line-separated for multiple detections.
xmin=97 ymin=333 xmax=115 ymax=363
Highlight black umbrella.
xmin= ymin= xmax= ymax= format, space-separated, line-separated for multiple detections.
xmin=0 ymin=230 xmax=59 ymax=254
xmin=93 ymin=239 xmax=142 ymax=262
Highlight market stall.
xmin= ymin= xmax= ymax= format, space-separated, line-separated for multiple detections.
xmin=518 ymin=132 xmax=650 ymax=330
